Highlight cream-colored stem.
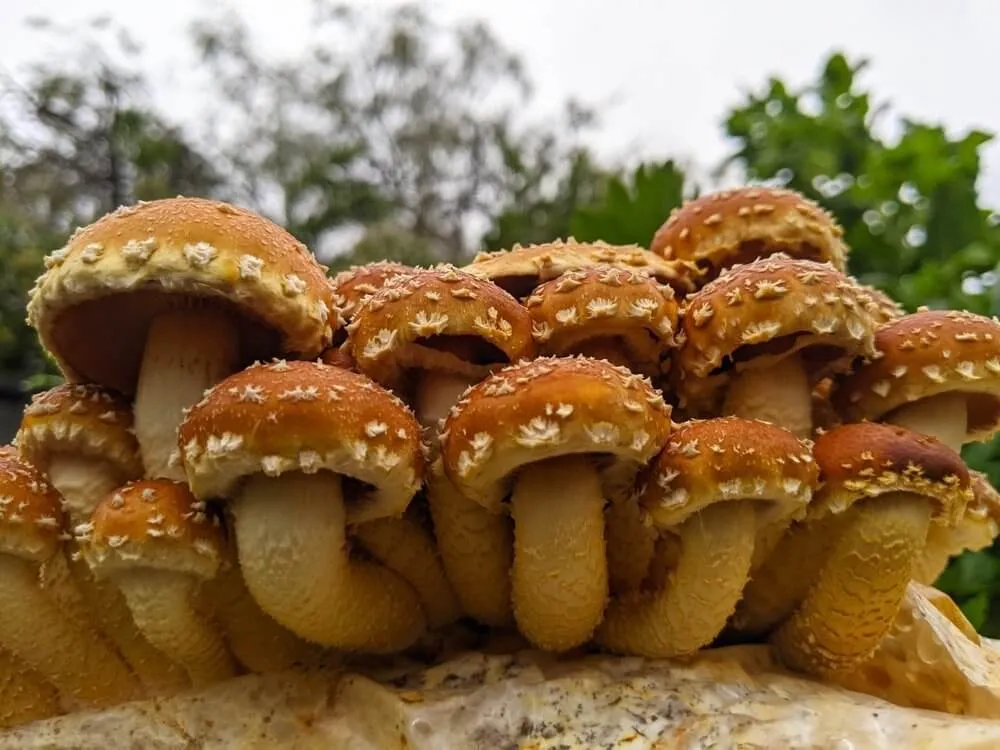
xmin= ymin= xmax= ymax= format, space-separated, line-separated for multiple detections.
xmin=0 ymin=555 xmax=140 ymax=709
xmin=723 ymin=352 xmax=812 ymax=438
xmin=116 ymin=569 xmax=235 ymax=688
xmin=510 ymin=457 xmax=608 ymax=651
xmin=0 ymin=648 xmax=61 ymax=728
xmin=426 ymin=467 xmax=513 ymax=627
xmin=597 ymin=501 xmax=755 ymax=658
xmin=233 ymin=471 xmax=426 ymax=652
xmin=133 ymin=308 xmax=239 ymax=480
xmin=207 ymin=558 xmax=322 ymax=673
xmin=414 ymin=371 xmax=478 ymax=442
xmin=46 ymin=455 xmax=122 ymax=523
xmin=354 ymin=516 xmax=462 ymax=629
xmin=773 ymin=493 xmax=933 ymax=676
xmin=37 ymin=551 xmax=94 ymax=631
xmin=605 ymin=495 xmax=656 ymax=594
xmin=886 ymin=392 xmax=968 ymax=453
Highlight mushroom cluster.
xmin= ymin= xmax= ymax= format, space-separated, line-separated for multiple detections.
xmin=1 ymin=186 xmax=996 ymax=727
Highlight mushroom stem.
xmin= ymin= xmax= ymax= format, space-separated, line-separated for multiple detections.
xmin=597 ymin=501 xmax=756 ymax=657
xmin=426 ymin=467 xmax=513 ymax=627
xmin=722 ymin=352 xmax=812 ymax=438
xmin=0 ymin=649 xmax=61 ymax=728
xmin=414 ymin=371 xmax=478 ymax=438
xmin=232 ymin=471 xmax=426 ymax=652
xmin=46 ymin=455 xmax=120 ymax=523
xmin=133 ymin=308 xmax=239 ymax=480
xmin=772 ymin=492 xmax=933 ymax=675
xmin=605 ymin=496 xmax=656 ymax=594
xmin=510 ymin=457 xmax=608 ymax=651
xmin=0 ymin=555 xmax=140 ymax=708
xmin=116 ymin=569 xmax=236 ymax=688
xmin=207 ymin=558 xmax=323 ymax=673
xmin=354 ymin=516 xmax=462 ymax=629
xmin=885 ymin=392 xmax=968 ymax=453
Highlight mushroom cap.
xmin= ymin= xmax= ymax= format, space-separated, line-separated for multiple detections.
xmin=810 ymin=422 xmax=971 ymax=526
xmin=463 ymin=238 xmax=698 ymax=298
xmin=346 ymin=265 xmax=536 ymax=388
xmin=440 ymin=355 xmax=673 ymax=513
xmin=674 ymin=256 xmax=879 ymax=415
xmin=650 ymin=186 xmax=848 ymax=280
xmin=956 ymin=469 xmax=1000 ymax=547
xmin=81 ymin=479 xmax=223 ymax=581
xmin=16 ymin=384 xmax=142 ymax=480
xmin=834 ymin=309 xmax=1000 ymax=441
xmin=178 ymin=359 xmax=424 ymax=525
xmin=319 ymin=345 xmax=356 ymax=371
xmin=330 ymin=261 xmax=411 ymax=322
xmin=0 ymin=451 xmax=64 ymax=562
xmin=640 ymin=416 xmax=817 ymax=528
xmin=26 ymin=197 xmax=338 ymax=395
xmin=861 ymin=283 xmax=906 ymax=324
xmin=524 ymin=265 xmax=680 ymax=376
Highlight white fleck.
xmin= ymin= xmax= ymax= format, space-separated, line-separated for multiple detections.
xmin=238 ymin=254 xmax=264 ymax=280
xmin=184 ymin=242 xmax=217 ymax=268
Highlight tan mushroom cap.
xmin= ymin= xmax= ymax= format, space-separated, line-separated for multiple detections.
xmin=330 ymin=261 xmax=411 ymax=322
xmin=835 ymin=309 xmax=1000 ymax=441
xmin=346 ymin=265 xmax=536 ymax=389
xmin=674 ymin=256 xmax=879 ymax=415
xmin=524 ymin=266 xmax=679 ymax=377
xmin=861 ymin=284 xmax=906 ymax=324
xmin=0 ymin=453 xmax=63 ymax=562
xmin=82 ymin=480 xmax=223 ymax=581
xmin=26 ymin=197 xmax=337 ymax=395
xmin=463 ymin=238 xmax=698 ymax=298
xmin=650 ymin=186 xmax=848 ymax=280
xmin=16 ymin=384 xmax=142 ymax=479
xmin=810 ymin=422 xmax=971 ymax=526
xmin=178 ymin=359 xmax=424 ymax=525
xmin=641 ymin=416 xmax=817 ymax=529
xmin=440 ymin=355 xmax=673 ymax=513
xmin=319 ymin=345 xmax=356 ymax=371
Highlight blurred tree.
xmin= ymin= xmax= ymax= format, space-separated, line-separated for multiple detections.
xmin=722 ymin=51 xmax=1000 ymax=635
xmin=0 ymin=15 xmax=221 ymax=388
xmin=190 ymin=1 xmax=601 ymax=264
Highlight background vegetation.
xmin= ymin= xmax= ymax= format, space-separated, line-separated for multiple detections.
xmin=3 ymin=4 xmax=1000 ymax=632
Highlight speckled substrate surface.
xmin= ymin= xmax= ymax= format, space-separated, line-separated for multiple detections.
xmin=3 ymin=644 xmax=1000 ymax=749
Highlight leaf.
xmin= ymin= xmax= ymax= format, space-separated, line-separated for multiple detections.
xmin=936 ymin=550 xmax=1000 ymax=599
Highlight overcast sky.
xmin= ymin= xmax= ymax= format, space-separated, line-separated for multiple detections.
xmin=2 ymin=0 xmax=999 ymax=204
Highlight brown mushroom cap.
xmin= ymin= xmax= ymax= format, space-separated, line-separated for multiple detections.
xmin=440 ymin=355 xmax=673 ymax=513
xmin=834 ymin=309 xmax=1000 ymax=442
xmin=650 ymin=186 xmax=848 ymax=281
xmin=524 ymin=265 xmax=679 ymax=376
xmin=82 ymin=480 xmax=223 ymax=580
xmin=178 ymin=359 xmax=424 ymax=525
xmin=674 ymin=256 xmax=879 ymax=416
xmin=463 ymin=238 xmax=697 ymax=299
xmin=330 ymin=261 xmax=411 ymax=322
xmin=345 ymin=265 xmax=536 ymax=390
xmin=810 ymin=422 xmax=971 ymax=526
xmin=319 ymin=345 xmax=356 ymax=371
xmin=0 ymin=453 xmax=63 ymax=562
xmin=16 ymin=384 xmax=142 ymax=480
xmin=861 ymin=284 xmax=906 ymax=324
xmin=26 ymin=197 xmax=337 ymax=395
xmin=641 ymin=416 xmax=817 ymax=529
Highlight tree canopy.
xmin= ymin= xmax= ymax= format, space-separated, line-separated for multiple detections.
xmin=2 ymin=4 xmax=1000 ymax=631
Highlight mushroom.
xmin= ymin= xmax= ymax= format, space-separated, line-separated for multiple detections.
xmin=462 ymin=238 xmax=697 ymax=300
xmin=80 ymin=479 xmax=236 ymax=687
xmin=674 ymin=256 xmax=880 ymax=438
xmin=834 ymin=309 xmax=1000 ymax=453
xmin=913 ymin=469 xmax=1000 ymax=584
xmin=178 ymin=359 xmax=427 ymax=652
xmin=0 ymin=649 xmax=61 ymax=728
xmin=650 ymin=185 xmax=849 ymax=285
xmin=595 ymin=417 xmax=816 ymax=658
xmin=440 ymin=356 xmax=673 ymax=651
xmin=749 ymin=422 xmax=971 ymax=676
xmin=26 ymin=197 xmax=336 ymax=481
xmin=0 ymin=451 xmax=139 ymax=708
xmin=523 ymin=264 xmax=680 ymax=594
xmin=329 ymin=260 xmax=411 ymax=335
xmin=15 ymin=383 xmax=189 ymax=694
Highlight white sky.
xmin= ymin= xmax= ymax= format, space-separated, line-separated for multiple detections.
xmin=2 ymin=0 xmax=999 ymax=204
